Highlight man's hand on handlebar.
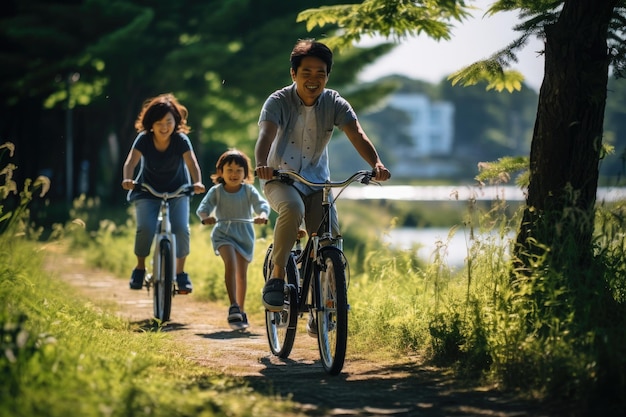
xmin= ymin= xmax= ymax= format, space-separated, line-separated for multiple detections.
xmin=373 ymin=165 xmax=391 ymax=182
xmin=255 ymin=166 xmax=275 ymax=180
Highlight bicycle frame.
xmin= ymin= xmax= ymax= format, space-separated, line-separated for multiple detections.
xmin=275 ymin=169 xmax=377 ymax=306
xmin=139 ymin=183 xmax=194 ymax=321
xmin=274 ymin=169 xmax=376 ymax=242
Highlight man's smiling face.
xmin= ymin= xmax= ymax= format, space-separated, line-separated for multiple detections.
xmin=291 ymin=56 xmax=329 ymax=106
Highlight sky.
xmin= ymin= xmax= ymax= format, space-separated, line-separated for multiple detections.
xmin=357 ymin=1 xmax=545 ymax=92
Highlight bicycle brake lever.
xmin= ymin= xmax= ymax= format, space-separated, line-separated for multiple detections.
xmin=360 ymin=170 xmax=378 ymax=185
xmin=274 ymin=170 xmax=294 ymax=185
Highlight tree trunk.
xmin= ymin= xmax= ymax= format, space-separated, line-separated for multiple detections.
xmin=515 ymin=0 xmax=617 ymax=276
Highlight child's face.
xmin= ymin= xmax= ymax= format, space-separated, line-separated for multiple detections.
xmin=221 ymin=161 xmax=246 ymax=186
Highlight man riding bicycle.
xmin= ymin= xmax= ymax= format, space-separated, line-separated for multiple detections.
xmin=254 ymin=38 xmax=391 ymax=313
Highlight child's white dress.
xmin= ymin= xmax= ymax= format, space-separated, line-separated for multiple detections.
xmin=196 ymin=184 xmax=270 ymax=262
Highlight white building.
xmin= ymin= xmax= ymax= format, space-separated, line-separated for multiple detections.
xmin=388 ymin=93 xmax=455 ymax=156
xmin=386 ymin=93 xmax=456 ymax=177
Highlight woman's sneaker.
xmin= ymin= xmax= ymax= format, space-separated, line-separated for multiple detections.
xmin=176 ymin=272 xmax=193 ymax=294
xmin=228 ymin=304 xmax=244 ymax=330
xmin=129 ymin=269 xmax=145 ymax=290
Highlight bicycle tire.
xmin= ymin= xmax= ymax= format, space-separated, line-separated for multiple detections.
xmin=315 ymin=248 xmax=348 ymax=375
xmin=264 ymin=244 xmax=298 ymax=358
xmin=153 ymin=239 xmax=173 ymax=322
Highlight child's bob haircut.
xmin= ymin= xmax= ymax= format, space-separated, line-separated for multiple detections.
xmin=211 ymin=149 xmax=254 ymax=185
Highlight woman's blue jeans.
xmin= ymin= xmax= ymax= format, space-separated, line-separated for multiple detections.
xmin=133 ymin=196 xmax=190 ymax=259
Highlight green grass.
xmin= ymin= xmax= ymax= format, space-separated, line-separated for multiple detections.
xmin=60 ymin=195 xmax=626 ymax=409
xmin=0 ymin=236 xmax=306 ymax=417
xmin=3 ymin=139 xmax=626 ymax=414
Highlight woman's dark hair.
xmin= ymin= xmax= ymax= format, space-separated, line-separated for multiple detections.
xmin=210 ymin=149 xmax=254 ymax=185
xmin=135 ymin=93 xmax=190 ymax=134
xmin=290 ymin=38 xmax=333 ymax=75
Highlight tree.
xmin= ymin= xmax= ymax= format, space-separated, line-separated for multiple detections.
xmin=0 ymin=0 xmax=393 ymax=208
xmin=511 ymin=0 xmax=623 ymax=281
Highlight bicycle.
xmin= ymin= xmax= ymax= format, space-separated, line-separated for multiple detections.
xmin=136 ymin=182 xmax=196 ymax=322
xmin=262 ymin=169 xmax=379 ymax=375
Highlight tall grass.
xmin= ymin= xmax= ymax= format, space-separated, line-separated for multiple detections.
xmin=62 ymin=186 xmax=626 ymax=411
xmin=5 ymin=135 xmax=625 ymax=411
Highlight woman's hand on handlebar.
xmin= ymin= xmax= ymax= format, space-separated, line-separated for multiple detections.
xmin=121 ymin=179 xmax=135 ymax=190
xmin=193 ymin=182 xmax=206 ymax=194
xmin=255 ymin=166 xmax=275 ymax=180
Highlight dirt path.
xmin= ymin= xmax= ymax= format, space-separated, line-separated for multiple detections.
xmin=43 ymin=245 xmax=560 ymax=417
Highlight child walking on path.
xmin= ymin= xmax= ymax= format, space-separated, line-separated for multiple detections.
xmin=196 ymin=149 xmax=270 ymax=330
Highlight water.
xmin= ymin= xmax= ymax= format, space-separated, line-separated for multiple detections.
xmin=341 ymin=185 xmax=626 ymax=202
xmin=347 ymin=184 xmax=626 ymax=267
xmin=383 ymin=227 xmax=515 ymax=267
xmin=347 ymin=184 xmax=625 ymax=267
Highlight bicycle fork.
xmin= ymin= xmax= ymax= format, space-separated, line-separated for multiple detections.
xmin=146 ymin=202 xmax=177 ymax=293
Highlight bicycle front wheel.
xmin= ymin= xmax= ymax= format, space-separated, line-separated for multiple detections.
xmin=315 ymin=248 xmax=348 ymax=375
xmin=153 ymin=239 xmax=173 ymax=322
xmin=264 ymin=244 xmax=298 ymax=358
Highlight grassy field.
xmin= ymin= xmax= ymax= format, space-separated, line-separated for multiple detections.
xmin=1 ymin=237 xmax=312 ymax=417
xmin=2 ymin=153 xmax=626 ymax=414
xmin=61 ymin=193 xmax=626 ymax=407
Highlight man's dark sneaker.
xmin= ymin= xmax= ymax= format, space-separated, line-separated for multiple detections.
xmin=262 ymin=278 xmax=285 ymax=312
xmin=176 ymin=272 xmax=193 ymax=294
xmin=129 ymin=269 xmax=145 ymax=290
xmin=306 ymin=315 xmax=318 ymax=338
xmin=228 ymin=304 xmax=243 ymax=329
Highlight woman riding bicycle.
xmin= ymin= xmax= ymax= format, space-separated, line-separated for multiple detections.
xmin=254 ymin=39 xmax=391 ymax=312
xmin=121 ymin=93 xmax=205 ymax=293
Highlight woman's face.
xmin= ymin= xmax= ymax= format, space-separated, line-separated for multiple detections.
xmin=220 ymin=161 xmax=246 ymax=187
xmin=152 ymin=112 xmax=175 ymax=141
xmin=291 ymin=56 xmax=329 ymax=106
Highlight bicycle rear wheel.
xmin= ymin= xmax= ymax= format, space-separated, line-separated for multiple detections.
xmin=153 ymin=239 xmax=173 ymax=322
xmin=315 ymin=248 xmax=348 ymax=375
xmin=264 ymin=244 xmax=298 ymax=358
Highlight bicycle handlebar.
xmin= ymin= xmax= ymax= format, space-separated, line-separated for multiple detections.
xmin=272 ymin=169 xmax=379 ymax=188
xmin=136 ymin=182 xmax=195 ymax=200
xmin=201 ymin=218 xmax=267 ymax=225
